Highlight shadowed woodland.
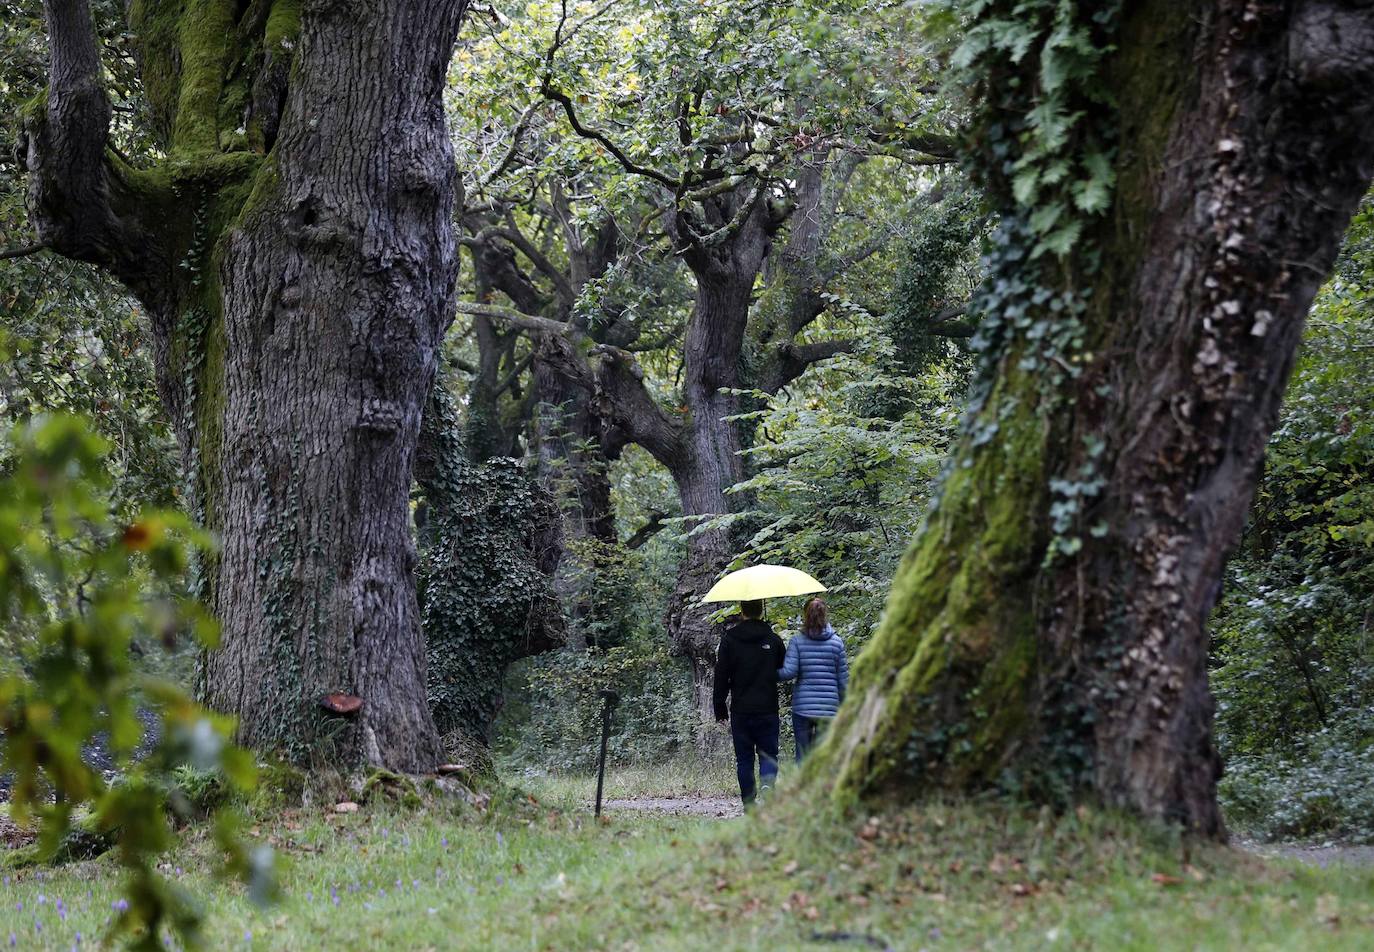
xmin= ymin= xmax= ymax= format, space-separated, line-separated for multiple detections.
xmin=2 ymin=0 xmax=1374 ymax=948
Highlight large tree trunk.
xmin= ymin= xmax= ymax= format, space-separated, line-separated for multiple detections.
xmin=24 ymin=0 xmax=467 ymax=770
xmin=665 ymin=256 xmax=761 ymax=728
xmin=811 ymin=0 xmax=1374 ymax=833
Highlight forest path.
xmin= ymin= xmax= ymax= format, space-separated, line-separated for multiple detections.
xmin=599 ymin=795 xmax=742 ymax=818
xmin=1236 ymin=840 xmax=1374 ymax=869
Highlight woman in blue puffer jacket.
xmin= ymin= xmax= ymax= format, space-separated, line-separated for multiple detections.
xmin=778 ymin=597 xmax=849 ymax=762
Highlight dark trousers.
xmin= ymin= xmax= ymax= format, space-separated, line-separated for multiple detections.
xmin=792 ymin=713 xmax=822 ymax=763
xmin=729 ymin=712 xmax=779 ymax=804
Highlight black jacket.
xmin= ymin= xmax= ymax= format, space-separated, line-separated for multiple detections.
xmin=712 ymin=618 xmax=785 ymax=720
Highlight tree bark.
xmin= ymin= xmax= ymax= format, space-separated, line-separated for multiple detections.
xmin=665 ymin=261 xmax=760 ymax=721
xmin=23 ymin=0 xmax=468 ymax=770
xmin=812 ymin=0 xmax=1374 ymax=834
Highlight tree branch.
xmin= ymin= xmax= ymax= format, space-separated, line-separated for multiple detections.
xmin=762 ymin=338 xmax=855 ymax=394
xmin=624 ymin=509 xmax=667 ymax=550
xmin=458 ymin=299 xmax=685 ymax=465
xmin=539 ymin=82 xmax=682 ymax=190
xmin=457 ymin=301 xmax=568 ymax=337
xmin=0 ymin=243 xmax=47 ymax=261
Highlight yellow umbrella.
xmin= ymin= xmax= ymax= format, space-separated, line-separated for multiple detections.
xmin=701 ymin=564 xmax=826 ymax=603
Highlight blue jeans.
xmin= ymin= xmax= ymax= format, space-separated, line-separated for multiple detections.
xmin=792 ymin=713 xmax=822 ymax=763
xmin=729 ymin=713 xmax=779 ymax=804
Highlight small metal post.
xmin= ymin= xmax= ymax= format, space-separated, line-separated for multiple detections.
xmin=594 ymin=689 xmax=620 ymax=819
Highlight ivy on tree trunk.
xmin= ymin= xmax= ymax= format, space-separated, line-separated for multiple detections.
xmin=812 ymin=0 xmax=1374 ymax=835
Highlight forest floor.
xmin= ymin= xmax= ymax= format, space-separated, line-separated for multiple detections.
xmin=3 ymin=767 xmax=1374 ymax=950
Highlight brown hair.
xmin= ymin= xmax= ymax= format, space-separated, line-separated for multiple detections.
xmin=802 ymin=597 xmax=828 ymax=636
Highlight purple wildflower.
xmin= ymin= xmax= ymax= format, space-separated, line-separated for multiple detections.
xmin=306 ymin=891 xmax=313 ymax=902
xmin=440 ymin=837 xmax=448 ymax=847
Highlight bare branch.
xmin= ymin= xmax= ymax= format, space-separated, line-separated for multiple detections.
xmin=457 ymin=300 xmax=569 ymax=337
xmin=539 ymin=82 xmax=682 ymax=190
xmin=478 ymin=101 xmax=542 ymax=190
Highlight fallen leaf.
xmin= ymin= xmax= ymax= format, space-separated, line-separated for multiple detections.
xmin=783 ymin=861 xmax=799 ymax=875
xmin=1151 ymin=873 xmax=1183 ymax=887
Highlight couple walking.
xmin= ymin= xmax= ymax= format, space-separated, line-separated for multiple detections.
xmin=712 ymin=596 xmax=848 ymax=806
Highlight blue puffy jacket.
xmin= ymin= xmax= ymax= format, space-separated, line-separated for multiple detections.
xmin=778 ymin=625 xmax=849 ymax=718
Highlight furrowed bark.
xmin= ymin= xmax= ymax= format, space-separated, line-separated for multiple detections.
xmin=25 ymin=0 xmax=469 ymax=770
xmin=813 ymin=0 xmax=1374 ymax=834
xmin=662 ymin=201 xmax=772 ymax=728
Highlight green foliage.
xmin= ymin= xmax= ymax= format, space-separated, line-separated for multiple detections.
xmin=952 ymin=0 xmax=1121 ymax=257
xmin=498 ymin=633 xmax=696 ymax=774
xmin=717 ymin=351 xmax=963 ymax=653
xmin=0 ymin=412 xmax=272 ymax=947
xmin=418 ymin=383 xmax=563 ymax=749
xmin=496 ymin=496 xmax=691 ymax=772
xmin=0 ymin=267 xmax=179 ymax=515
xmin=885 ymin=190 xmax=986 ymax=377
xmin=559 ymin=537 xmax=640 ymax=650
xmin=1212 ymin=197 xmax=1374 ymax=842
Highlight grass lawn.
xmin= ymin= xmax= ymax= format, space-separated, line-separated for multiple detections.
xmin=2 ymin=769 xmax=1373 ymax=950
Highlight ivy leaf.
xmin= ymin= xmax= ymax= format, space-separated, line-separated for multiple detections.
xmin=1033 ymin=219 xmax=1084 ymax=259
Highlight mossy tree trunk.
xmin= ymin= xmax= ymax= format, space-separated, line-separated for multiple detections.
xmin=812 ymin=0 xmax=1374 ymax=834
xmin=23 ymin=0 xmax=468 ymax=770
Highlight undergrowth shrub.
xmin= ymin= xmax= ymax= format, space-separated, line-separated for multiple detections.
xmin=496 ymin=632 xmax=696 ymax=775
xmin=1220 ymin=711 xmax=1374 ymax=843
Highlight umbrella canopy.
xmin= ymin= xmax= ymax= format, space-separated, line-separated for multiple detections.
xmin=701 ymin=564 xmax=826 ymax=603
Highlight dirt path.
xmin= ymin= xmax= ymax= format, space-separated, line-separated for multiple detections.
xmin=597 ymin=795 xmax=742 ymax=818
xmin=1236 ymin=840 xmax=1374 ymax=869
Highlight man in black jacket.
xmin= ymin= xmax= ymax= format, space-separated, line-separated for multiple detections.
xmin=713 ymin=599 xmax=785 ymax=806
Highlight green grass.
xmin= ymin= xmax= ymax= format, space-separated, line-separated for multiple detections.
xmin=3 ymin=778 xmax=1373 ymax=951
